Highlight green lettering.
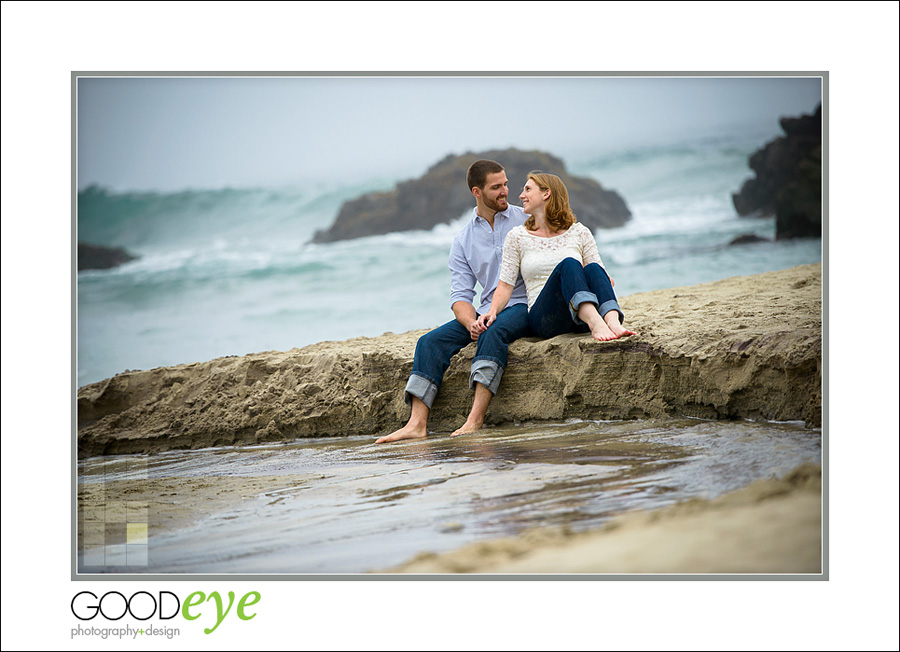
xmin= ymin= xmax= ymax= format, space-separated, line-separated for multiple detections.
xmin=182 ymin=591 xmax=205 ymax=621
xmin=237 ymin=591 xmax=261 ymax=621
xmin=203 ymin=591 xmax=236 ymax=634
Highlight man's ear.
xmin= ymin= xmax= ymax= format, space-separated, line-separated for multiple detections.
xmin=471 ymin=186 xmax=482 ymax=200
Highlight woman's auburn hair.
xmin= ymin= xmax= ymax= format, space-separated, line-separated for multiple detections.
xmin=523 ymin=171 xmax=577 ymax=232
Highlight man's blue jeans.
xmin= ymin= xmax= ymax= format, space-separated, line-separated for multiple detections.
xmin=528 ymin=258 xmax=624 ymax=339
xmin=404 ymin=303 xmax=530 ymax=409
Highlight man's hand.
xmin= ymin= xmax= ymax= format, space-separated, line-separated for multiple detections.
xmin=468 ymin=317 xmax=486 ymax=341
xmin=453 ymin=301 xmax=481 ymax=341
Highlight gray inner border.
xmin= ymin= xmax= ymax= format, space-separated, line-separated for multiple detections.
xmin=71 ymin=70 xmax=828 ymax=582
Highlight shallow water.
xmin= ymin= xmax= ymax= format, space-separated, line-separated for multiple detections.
xmin=77 ymin=417 xmax=821 ymax=574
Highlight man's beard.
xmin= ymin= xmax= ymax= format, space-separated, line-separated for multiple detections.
xmin=484 ymin=195 xmax=508 ymax=212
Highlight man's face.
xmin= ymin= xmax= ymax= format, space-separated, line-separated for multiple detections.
xmin=478 ymin=171 xmax=509 ymax=213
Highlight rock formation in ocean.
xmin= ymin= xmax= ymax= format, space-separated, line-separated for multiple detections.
xmin=312 ymin=148 xmax=631 ymax=243
xmin=728 ymin=233 xmax=771 ymax=246
xmin=77 ymin=264 xmax=822 ymax=458
xmin=78 ymin=242 xmax=138 ymax=272
xmin=732 ymin=104 xmax=822 ymax=240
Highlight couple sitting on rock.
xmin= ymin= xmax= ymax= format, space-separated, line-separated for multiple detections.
xmin=376 ymin=159 xmax=634 ymax=444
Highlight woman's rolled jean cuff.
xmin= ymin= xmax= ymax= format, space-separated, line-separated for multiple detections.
xmin=599 ymin=299 xmax=625 ymax=324
xmin=469 ymin=358 xmax=503 ymax=396
xmin=404 ymin=373 xmax=438 ymax=409
xmin=568 ymin=290 xmax=599 ymax=325
xmin=568 ymin=293 xmax=625 ymax=326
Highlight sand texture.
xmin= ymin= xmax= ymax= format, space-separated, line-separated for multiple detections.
xmin=387 ymin=464 xmax=822 ymax=574
xmin=77 ymin=263 xmax=822 ymax=458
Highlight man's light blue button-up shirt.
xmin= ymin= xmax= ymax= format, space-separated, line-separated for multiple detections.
xmin=449 ymin=205 xmax=529 ymax=314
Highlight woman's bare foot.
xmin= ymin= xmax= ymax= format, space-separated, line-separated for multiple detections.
xmin=578 ymin=304 xmax=617 ymax=341
xmin=604 ymin=312 xmax=636 ymax=339
xmin=450 ymin=417 xmax=484 ymax=437
xmin=587 ymin=315 xmax=618 ymax=341
xmin=375 ymin=422 xmax=427 ymax=443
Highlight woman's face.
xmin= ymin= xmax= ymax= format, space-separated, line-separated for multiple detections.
xmin=519 ymin=179 xmax=549 ymax=214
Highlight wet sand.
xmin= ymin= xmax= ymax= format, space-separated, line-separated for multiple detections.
xmin=78 ymin=474 xmax=300 ymax=542
xmin=388 ymin=464 xmax=821 ymax=574
xmin=78 ymin=418 xmax=821 ymax=575
xmin=79 ymin=461 xmax=821 ymax=575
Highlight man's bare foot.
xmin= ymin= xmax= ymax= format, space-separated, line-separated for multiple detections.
xmin=604 ymin=312 xmax=636 ymax=339
xmin=450 ymin=418 xmax=484 ymax=437
xmin=375 ymin=422 xmax=427 ymax=444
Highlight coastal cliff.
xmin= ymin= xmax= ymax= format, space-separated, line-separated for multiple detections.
xmin=77 ymin=264 xmax=822 ymax=458
xmin=732 ymin=104 xmax=822 ymax=239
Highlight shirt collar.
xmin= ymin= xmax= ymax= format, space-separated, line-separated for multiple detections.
xmin=472 ymin=206 xmax=512 ymax=223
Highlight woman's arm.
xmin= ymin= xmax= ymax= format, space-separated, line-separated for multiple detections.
xmin=477 ymin=280 xmax=514 ymax=329
xmin=477 ymin=229 xmax=522 ymax=328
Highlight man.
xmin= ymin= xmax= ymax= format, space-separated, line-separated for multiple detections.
xmin=375 ymin=159 xmax=530 ymax=443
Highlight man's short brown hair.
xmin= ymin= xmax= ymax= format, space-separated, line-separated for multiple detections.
xmin=466 ymin=159 xmax=505 ymax=192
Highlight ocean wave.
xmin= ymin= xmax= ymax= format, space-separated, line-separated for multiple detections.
xmin=580 ymin=132 xmax=761 ymax=169
xmin=78 ymin=183 xmax=364 ymax=251
xmin=575 ymin=136 xmax=764 ymax=204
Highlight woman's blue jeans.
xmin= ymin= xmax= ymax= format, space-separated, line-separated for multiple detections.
xmin=528 ymin=258 xmax=624 ymax=339
xmin=404 ymin=303 xmax=530 ymax=409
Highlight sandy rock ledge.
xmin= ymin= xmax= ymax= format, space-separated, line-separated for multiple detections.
xmin=77 ymin=264 xmax=822 ymax=458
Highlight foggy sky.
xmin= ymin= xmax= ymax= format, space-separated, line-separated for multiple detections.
xmin=77 ymin=75 xmax=822 ymax=192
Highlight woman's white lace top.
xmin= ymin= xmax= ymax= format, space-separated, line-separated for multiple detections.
xmin=499 ymin=222 xmax=604 ymax=310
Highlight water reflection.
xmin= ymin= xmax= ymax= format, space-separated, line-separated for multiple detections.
xmin=77 ymin=417 xmax=821 ymax=574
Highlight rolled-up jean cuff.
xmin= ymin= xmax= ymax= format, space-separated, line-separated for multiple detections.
xmin=469 ymin=359 xmax=503 ymax=395
xmin=404 ymin=373 xmax=438 ymax=409
xmin=568 ymin=290 xmax=599 ymax=324
xmin=599 ymin=299 xmax=624 ymax=323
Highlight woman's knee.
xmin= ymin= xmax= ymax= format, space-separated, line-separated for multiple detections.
xmin=584 ymin=263 xmax=614 ymax=293
xmin=584 ymin=262 xmax=608 ymax=278
xmin=557 ymin=257 xmax=582 ymax=273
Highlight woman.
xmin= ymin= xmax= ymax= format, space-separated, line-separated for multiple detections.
xmin=477 ymin=171 xmax=635 ymax=342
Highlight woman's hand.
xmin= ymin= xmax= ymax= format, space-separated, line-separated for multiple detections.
xmin=482 ymin=281 xmax=514 ymax=332
xmin=476 ymin=312 xmax=497 ymax=331
xmin=467 ymin=316 xmax=485 ymax=340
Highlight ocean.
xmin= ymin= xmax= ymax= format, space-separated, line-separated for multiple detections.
xmin=77 ymin=131 xmax=823 ymax=387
